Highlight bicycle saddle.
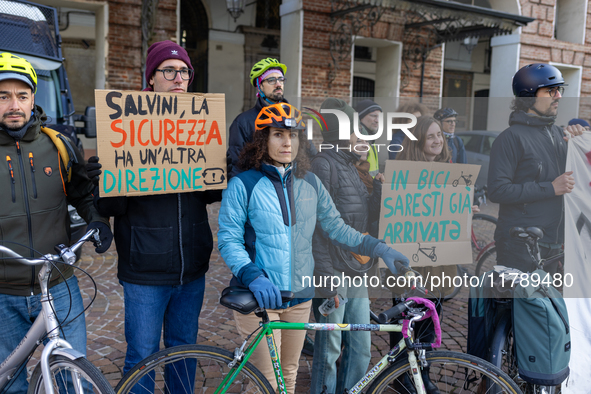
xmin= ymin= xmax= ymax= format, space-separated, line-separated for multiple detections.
xmin=510 ymin=226 xmax=544 ymax=241
xmin=219 ymin=286 xmax=294 ymax=315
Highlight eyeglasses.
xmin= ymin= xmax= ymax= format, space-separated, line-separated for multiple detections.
xmin=443 ymin=119 xmax=457 ymax=124
xmin=262 ymin=76 xmax=286 ymax=85
xmin=155 ymin=68 xmax=193 ymax=81
xmin=546 ymin=86 xmax=565 ymax=98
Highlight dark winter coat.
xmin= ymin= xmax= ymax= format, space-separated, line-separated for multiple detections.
xmin=95 ymin=190 xmax=221 ymax=286
xmin=0 ymin=106 xmax=109 ymax=295
xmin=488 ymin=111 xmax=567 ymax=246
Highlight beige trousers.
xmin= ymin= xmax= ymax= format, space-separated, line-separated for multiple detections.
xmin=233 ymin=300 xmax=311 ymax=394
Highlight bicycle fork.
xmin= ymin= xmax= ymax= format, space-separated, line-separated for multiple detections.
xmin=38 ymin=261 xmax=84 ymax=394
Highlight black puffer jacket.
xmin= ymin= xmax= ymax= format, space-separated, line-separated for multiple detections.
xmin=311 ymin=148 xmax=382 ymax=297
xmin=95 ymin=190 xmax=221 ymax=286
xmin=488 ymin=111 xmax=567 ymax=245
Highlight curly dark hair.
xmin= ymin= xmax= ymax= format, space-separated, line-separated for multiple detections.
xmin=238 ymin=127 xmax=311 ymax=178
xmin=510 ymin=97 xmax=535 ymax=113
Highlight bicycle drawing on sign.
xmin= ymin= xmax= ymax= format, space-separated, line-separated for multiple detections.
xmin=412 ymin=243 xmax=437 ymax=263
xmin=452 ymin=171 xmax=472 ymax=187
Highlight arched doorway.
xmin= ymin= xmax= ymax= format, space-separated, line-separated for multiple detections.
xmin=181 ymin=0 xmax=208 ymax=92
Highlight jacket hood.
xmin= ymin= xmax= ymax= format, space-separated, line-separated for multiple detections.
xmin=0 ymin=105 xmax=47 ymax=144
xmin=509 ymin=110 xmax=556 ymax=128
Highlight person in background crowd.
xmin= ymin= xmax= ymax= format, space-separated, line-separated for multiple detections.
xmin=85 ymin=41 xmax=222 ymax=394
xmin=0 ymin=52 xmax=112 ymax=394
xmin=568 ymin=118 xmax=590 ymax=130
xmin=355 ymin=99 xmax=383 ymax=177
xmin=310 ymin=98 xmax=384 ymax=394
xmin=434 ymin=107 xmax=466 ymax=164
xmin=227 ymin=57 xmax=316 ymax=178
xmin=389 ymin=101 xmax=429 ymax=159
xmin=218 ymin=102 xmax=409 ymax=394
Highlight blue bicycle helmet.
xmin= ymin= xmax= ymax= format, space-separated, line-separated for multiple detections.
xmin=512 ymin=63 xmax=565 ymax=97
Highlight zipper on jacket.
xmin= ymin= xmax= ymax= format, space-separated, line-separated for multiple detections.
xmin=15 ymin=140 xmax=36 ymax=294
xmin=281 ymin=170 xmax=292 ymax=294
xmin=28 ymin=152 xmax=37 ymax=198
xmin=6 ymin=155 xmax=15 ymax=203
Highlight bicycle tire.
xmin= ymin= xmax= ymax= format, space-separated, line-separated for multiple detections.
xmin=443 ymin=265 xmax=465 ymax=301
xmin=471 ymin=214 xmax=497 ymax=263
xmin=475 ymin=246 xmax=497 ymax=277
xmin=115 ymin=344 xmax=274 ymax=394
xmin=489 ymin=315 xmax=561 ymax=394
xmin=366 ymin=350 xmax=520 ymax=393
xmin=28 ymin=355 xmax=114 ymax=394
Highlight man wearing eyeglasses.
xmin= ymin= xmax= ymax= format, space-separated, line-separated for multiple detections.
xmin=434 ymin=107 xmax=466 ymax=163
xmin=85 ymin=40 xmax=221 ymax=393
xmin=227 ymin=58 xmax=316 ymax=178
xmin=487 ymin=63 xmax=584 ymax=273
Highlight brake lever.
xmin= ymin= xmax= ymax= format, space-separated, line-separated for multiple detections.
xmin=92 ymin=230 xmax=102 ymax=249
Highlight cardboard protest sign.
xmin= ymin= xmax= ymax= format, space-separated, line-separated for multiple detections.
xmin=379 ymin=161 xmax=480 ymax=267
xmin=95 ymin=90 xmax=226 ymax=197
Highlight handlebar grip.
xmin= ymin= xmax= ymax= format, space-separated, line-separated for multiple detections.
xmin=394 ymin=260 xmax=412 ymax=275
xmin=378 ymin=300 xmax=416 ymax=324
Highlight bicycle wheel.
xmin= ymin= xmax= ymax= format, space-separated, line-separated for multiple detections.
xmin=489 ymin=316 xmax=561 ymax=394
xmin=471 ymin=214 xmax=497 ymax=261
xmin=28 ymin=355 xmax=114 ymax=394
xmin=115 ymin=344 xmax=274 ymax=394
xmin=366 ymin=350 xmax=521 ymax=393
xmin=475 ymin=246 xmax=497 ymax=277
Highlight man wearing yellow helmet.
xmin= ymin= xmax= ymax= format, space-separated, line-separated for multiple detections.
xmin=227 ymin=58 xmax=294 ymax=178
xmin=0 ymin=52 xmax=112 ymax=393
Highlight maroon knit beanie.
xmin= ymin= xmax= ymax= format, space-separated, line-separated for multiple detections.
xmin=144 ymin=40 xmax=194 ymax=90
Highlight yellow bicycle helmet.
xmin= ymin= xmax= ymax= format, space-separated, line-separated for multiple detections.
xmin=0 ymin=53 xmax=37 ymax=93
xmin=249 ymin=58 xmax=287 ymax=87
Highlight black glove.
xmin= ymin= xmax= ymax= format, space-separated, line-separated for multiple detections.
xmin=86 ymin=156 xmax=102 ymax=187
xmin=86 ymin=221 xmax=113 ymax=253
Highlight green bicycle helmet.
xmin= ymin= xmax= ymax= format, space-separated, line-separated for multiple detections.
xmin=0 ymin=52 xmax=37 ymax=93
xmin=249 ymin=58 xmax=287 ymax=87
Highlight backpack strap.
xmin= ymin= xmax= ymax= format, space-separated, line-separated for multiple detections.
xmin=40 ymin=127 xmax=78 ymax=182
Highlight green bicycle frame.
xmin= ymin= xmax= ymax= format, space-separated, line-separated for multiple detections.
xmin=214 ymin=320 xmax=424 ymax=394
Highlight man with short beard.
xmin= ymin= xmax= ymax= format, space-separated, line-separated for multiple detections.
xmin=227 ymin=58 xmax=311 ymax=177
xmin=488 ymin=63 xmax=584 ymax=272
xmin=0 ymin=52 xmax=112 ymax=394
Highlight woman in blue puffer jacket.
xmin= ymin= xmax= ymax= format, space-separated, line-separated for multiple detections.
xmin=218 ymin=102 xmax=409 ymax=394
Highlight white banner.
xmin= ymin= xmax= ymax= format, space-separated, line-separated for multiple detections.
xmin=562 ymin=132 xmax=591 ymax=393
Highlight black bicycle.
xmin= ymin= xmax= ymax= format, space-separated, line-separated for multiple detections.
xmin=484 ymin=227 xmax=564 ymax=394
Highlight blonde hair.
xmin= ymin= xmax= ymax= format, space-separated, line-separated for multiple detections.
xmin=397 ymin=116 xmax=451 ymax=163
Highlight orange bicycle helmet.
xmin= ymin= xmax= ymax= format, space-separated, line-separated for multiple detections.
xmin=255 ymin=103 xmax=304 ymax=132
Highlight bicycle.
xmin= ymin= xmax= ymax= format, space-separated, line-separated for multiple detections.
xmin=115 ymin=263 xmax=522 ymax=394
xmin=480 ymin=227 xmax=565 ymax=394
xmin=451 ymin=171 xmax=472 ymax=187
xmin=0 ymin=229 xmax=114 ymax=394
xmin=412 ymin=243 xmax=437 ymax=263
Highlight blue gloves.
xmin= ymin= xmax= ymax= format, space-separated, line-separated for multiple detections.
xmin=86 ymin=222 xmax=113 ymax=253
xmin=248 ymin=276 xmax=282 ymax=310
xmin=374 ymin=242 xmax=410 ymax=275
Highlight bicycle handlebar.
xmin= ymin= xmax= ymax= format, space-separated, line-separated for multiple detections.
xmin=378 ymin=300 xmax=417 ymax=324
xmin=394 ymin=261 xmax=429 ymax=295
xmin=0 ymin=229 xmax=100 ymax=267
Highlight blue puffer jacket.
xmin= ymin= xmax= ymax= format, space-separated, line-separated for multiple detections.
xmin=218 ymin=164 xmax=382 ymax=307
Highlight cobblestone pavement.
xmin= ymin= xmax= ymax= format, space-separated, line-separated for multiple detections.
xmin=28 ymin=201 xmax=499 ymax=392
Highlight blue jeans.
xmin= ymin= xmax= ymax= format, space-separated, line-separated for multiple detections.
xmin=311 ymin=277 xmax=371 ymax=394
xmin=0 ymin=276 xmax=86 ymax=394
xmin=121 ymin=275 xmax=206 ymax=394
